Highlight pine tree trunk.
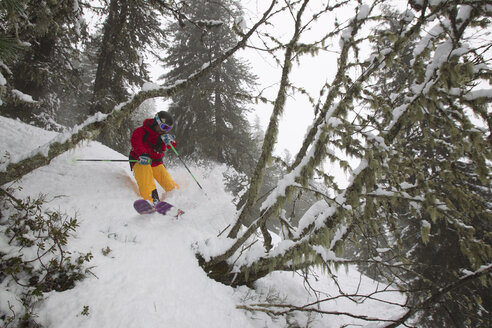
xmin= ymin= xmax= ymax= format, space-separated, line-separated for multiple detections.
xmin=198 ymin=256 xmax=272 ymax=287
xmin=92 ymin=0 xmax=129 ymax=115
xmin=214 ymin=70 xmax=225 ymax=162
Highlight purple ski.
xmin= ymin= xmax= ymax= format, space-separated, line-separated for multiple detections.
xmin=133 ymin=199 xmax=184 ymax=218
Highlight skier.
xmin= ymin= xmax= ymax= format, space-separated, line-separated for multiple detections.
xmin=129 ymin=111 xmax=179 ymax=205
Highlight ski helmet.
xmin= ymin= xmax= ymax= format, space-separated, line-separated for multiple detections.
xmin=154 ymin=111 xmax=173 ymax=132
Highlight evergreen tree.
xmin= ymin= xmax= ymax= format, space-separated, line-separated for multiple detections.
xmin=91 ymin=0 xmax=168 ymax=153
xmin=353 ymin=7 xmax=492 ymax=326
xmin=162 ymin=0 xmax=258 ymax=173
xmin=55 ymin=28 xmax=100 ymax=127
xmin=92 ymin=0 xmax=162 ymax=112
xmin=0 ymin=0 xmax=28 ymax=64
xmin=0 ymin=0 xmax=26 ymax=106
xmin=0 ymin=0 xmax=87 ymax=130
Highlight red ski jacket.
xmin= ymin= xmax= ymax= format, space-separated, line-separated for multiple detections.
xmin=129 ymin=119 xmax=177 ymax=167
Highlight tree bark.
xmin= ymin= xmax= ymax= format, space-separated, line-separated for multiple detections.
xmin=92 ymin=0 xmax=130 ymax=115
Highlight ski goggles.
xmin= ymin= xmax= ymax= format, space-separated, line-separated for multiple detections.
xmin=155 ymin=115 xmax=172 ymax=132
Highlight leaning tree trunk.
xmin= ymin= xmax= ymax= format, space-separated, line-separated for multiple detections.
xmin=226 ymin=0 xmax=311 ymax=241
xmin=198 ymin=0 xmax=475 ymax=288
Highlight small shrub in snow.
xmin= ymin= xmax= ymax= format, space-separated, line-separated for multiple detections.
xmin=0 ymin=191 xmax=92 ymax=327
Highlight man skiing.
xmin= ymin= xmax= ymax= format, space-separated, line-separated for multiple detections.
xmin=129 ymin=111 xmax=179 ymax=205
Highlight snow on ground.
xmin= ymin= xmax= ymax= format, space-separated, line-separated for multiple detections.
xmin=0 ymin=116 xmax=405 ymax=328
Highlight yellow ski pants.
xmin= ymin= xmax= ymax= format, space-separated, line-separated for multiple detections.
xmin=133 ymin=163 xmax=179 ymax=201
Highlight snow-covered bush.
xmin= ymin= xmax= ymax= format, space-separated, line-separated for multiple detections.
xmin=0 ymin=191 xmax=92 ymax=327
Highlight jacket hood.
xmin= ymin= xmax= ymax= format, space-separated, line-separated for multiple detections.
xmin=143 ymin=118 xmax=157 ymax=133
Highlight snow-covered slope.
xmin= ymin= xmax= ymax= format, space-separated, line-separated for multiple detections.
xmin=0 ymin=116 xmax=404 ymax=328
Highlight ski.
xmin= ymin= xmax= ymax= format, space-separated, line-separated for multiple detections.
xmin=133 ymin=199 xmax=184 ymax=218
xmin=155 ymin=201 xmax=185 ymax=217
xmin=133 ymin=199 xmax=156 ymax=214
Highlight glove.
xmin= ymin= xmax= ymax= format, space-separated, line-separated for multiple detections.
xmin=161 ymin=134 xmax=175 ymax=146
xmin=138 ymin=155 xmax=151 ymax=165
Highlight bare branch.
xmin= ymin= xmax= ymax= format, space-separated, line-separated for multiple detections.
xmin=384 ymin=265 xmax=492 ymax=328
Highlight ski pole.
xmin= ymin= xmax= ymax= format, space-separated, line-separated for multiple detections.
xmin=74 ymin=158 xmax=137 ymax=163
xmin=169 ymin=144 xmax=203 ymax=190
